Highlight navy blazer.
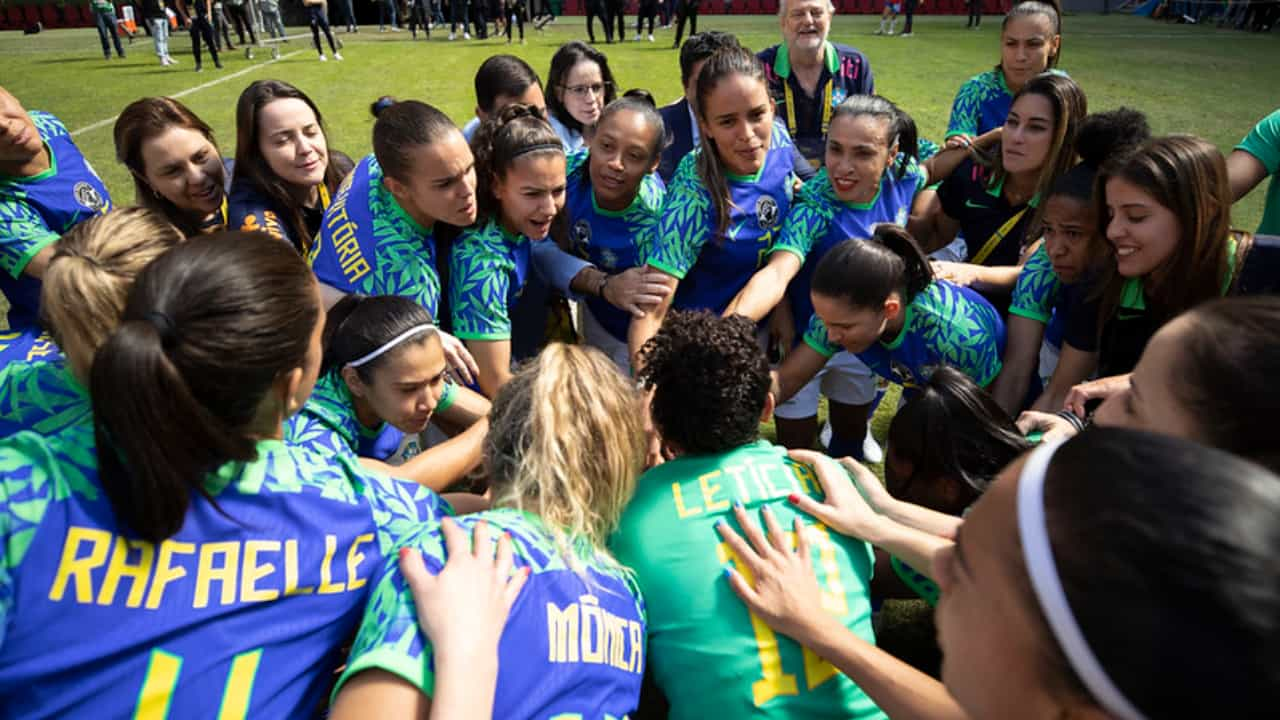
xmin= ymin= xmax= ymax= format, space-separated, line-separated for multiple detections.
xmin=657 ymin=97 xmax=817 ymax=185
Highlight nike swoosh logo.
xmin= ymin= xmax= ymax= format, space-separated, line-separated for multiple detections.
xmin=964 ymin=199 xmax=988 ymax=209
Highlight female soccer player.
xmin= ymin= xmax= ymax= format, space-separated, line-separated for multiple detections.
xmin=1059 ymin=135 xmax=1280 ymax=413
xmin=329 ymin=344 xmax=647 ymax=718
xmin=725 ymin=95 xmax=993 ymax=458
xmin=287 ymin=294 xmax=490 ymax=492
xmin=227 ymin=80 xmax=352 ymax=253
xmin=0 ymin=232 xmax=451 ymax=717
xmin=114 ymin=97 xmax=230 ymax=237
xmin=545 ymin=42 xmax=618 ymax=151
xmin=772 ymin=225 xmax=1006 ymax=405
xmin=628 ymin=45 xmax=799 ymax=364
xmin=987 ymin=109 xmax=1150 ymax=413
xmin=924 ymin=73 xmax=1086 ymax=300
xmin=0 ymin=208 xmax=183 ymax=437
xmin=719 ymin=428 xmax=1280 ymax=719
xmin=0 ymin=86 xmax=112 ymax=331
xmin=945 ymin=0 xmax=1063 ymax=144
xmin=562 ymin=94 xmax=669 ymax=368
xmin=614 ymin=310 xmax=883 ymax=719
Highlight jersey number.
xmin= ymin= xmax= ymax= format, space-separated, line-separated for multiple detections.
xmin=716 ymin=523 xmax=849 ymax=707
xmin=134 ymin=648 xmax=262 ymax=720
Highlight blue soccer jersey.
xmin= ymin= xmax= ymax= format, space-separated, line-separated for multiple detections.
xmin=0 ymin=424 xmax=452 ymax=719
xmin=804 ymin=280 xmax=1006 ymax=391
xmin=0 ymin=328 xmax=61 ymax=366
xmin=449 ymin=218 xmax=535 ymax=342
xmin=563 ymin=149 xmax=665 ymax=343
xmin=945 ymin=69 xmax=1069 ymax=141
xmin=0 ymin=358 xmax=87 ymax=439
xmin=0 ymin=111 xmax=112 ymax=330
xmin=335 ymin=508 xmax=646 ymax=718
xmin=309 ymin=155 xmax=444 ymax=318
xmin=773 ymin=160 xmax=926 ymax=337
xmin=643 ymin=124 xmax=797 ymax=315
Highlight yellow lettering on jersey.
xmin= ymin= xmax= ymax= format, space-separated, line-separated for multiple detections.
xmin=547 ymin=601 xmax=580 ymax=662
xmin=317 ymin=534 xmax=346 ymax=594
xmin=718 ymin=541 xmax=799 ymax=705
xmin=27 ymin=336 xmax=58 ymax=361
xmin=698 ymin=470 xmax=730 ymax=513
xmin=146 ymin=540 xmax=196 ymax=609
xmin=98 ymin=536 xmax=155 ymax=607
xmin=791 ymin=462 xmax=820 ymax=495
xmin=49 ymin=526 xmax=111 ymax=603
xmin=283 ymin=539 xmax=315 ymax=596
xmin=757 ymin=461 xmax=794 ymax=499
xmin=241 ymin=540 xmax=281 ymax=603
xmin=724 ymin=464 xmax=753 ymax=502
xmin=746 ymin=460 xmax=771 ymax=500
xmin=216 ymin=648 xmax=263 ymax=720
xmin=194 ymin=542 xmax=240 ymax=609
xmin=672 ymin=482 xmax=702 ymax=519
xmin=581 ymin=595 xmax=606 ymax=664
xmin=345 ymin=533 xmax=373 ymax=591
xmin=627 ymin=619 xmax=644 ymax=672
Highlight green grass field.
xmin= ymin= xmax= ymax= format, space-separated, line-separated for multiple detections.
xmin=2 ymin=13 xmax=1277 ymax=230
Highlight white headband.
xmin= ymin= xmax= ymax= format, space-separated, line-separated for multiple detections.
xmin=1016 ymin=439 xmax=1148 ymax=720
xmin=346 ymin=324 xmax=436 ymax=368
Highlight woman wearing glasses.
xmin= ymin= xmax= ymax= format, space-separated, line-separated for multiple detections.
xmin=546 ymin=42 xmax=618 ymax=152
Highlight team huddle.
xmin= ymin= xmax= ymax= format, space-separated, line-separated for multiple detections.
xmin=2 ymin=0 xmax=1279 ymax=716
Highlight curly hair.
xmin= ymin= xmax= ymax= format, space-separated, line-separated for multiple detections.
xmin=637 ymin=310 xmax=769 ymax=455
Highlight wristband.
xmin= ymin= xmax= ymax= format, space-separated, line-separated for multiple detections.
xmin=1055 ymin=409 xmax=1086 ymax=433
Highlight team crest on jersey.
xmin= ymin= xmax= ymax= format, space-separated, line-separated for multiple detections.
xmin=572 ymin=219 xmax=592 ymax=249
xmin=889 ymin=359 xmax=917 ymax=388
xmin=756 ymin=196 xmax=779 ymax=230
xmin=599 ymin=248 xmax=619 ymax=270
xmin=895 ymin=207 xmax=909 ymax=226
xmin=832 ymin=88 xmax=848 ymax=107
xmin=73 ymin=182 xmax=107 ymax=212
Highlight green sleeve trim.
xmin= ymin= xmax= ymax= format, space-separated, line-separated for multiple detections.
xmin=644 ymin=259 xmax=687 ymax=281
xmin=767 ymin=245 xmax=807 ymax=263
xmin=330 ymin=646 xmax=433 ymax=706
xmin=1008 ymin=305 xmax=1051 ymax=324
xmin=9 ymin=231 xmax=58 ymax=279
xmin=803 ymin=333 xmax=836 ymax=358
xmin=891 ymin=555 xmax=940 ymax=606
xmin=452 ymin=331 xmax=512 ymax=342
xmin=435 ymin=382 xmax=457 ymax=414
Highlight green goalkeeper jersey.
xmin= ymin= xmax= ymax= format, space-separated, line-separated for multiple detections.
xmin=610 ymin=440 xmax=886 ymax=720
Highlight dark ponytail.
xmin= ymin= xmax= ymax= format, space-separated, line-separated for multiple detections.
xmin=811 ymin=225 xmax=934 ymax=310
xmin=323 ymin=294 xmax=439 ymax=381
xmin=90 ymin=232 xmax=320 ymax=543
xmin=1049 ymin=107 xmax=1150 ymax=204
xmin=471 ymin=103 xmax=564 ymax=223
xmin=693 ymin=45 xmax=768 ymax=238
xmin=372 ymin=99 xmax=461 ymax=184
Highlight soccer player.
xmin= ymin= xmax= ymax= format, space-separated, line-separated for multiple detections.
xmin=987 ymin=109 xmax=1150 ymax=414
xmin=1229 ymin=107 xmax=1280 ymax=236
xmin=719 ymin=429 xmax=1280 ymax=720
xmin=923 ymin=73 xmax=1086 ymax=304
xmin=774 ymin=225 xmax=1006 ymax=402
xmin=726 ymin=95 xmax=985 ymax=459
xmin=286 ymin=294 xmax=490 ymax=492
xmin=562 ymin=95 xmax=670 ymax=368
xmin=329 ymin=344 xmax=648 ymax=718
xmin=0 ymin=232 xmax=451 ymax=717
xmin=113 ymin=97 xmax=230 ymax=237
xmin=628 ymin=46 xmax=799 ymax=365
xmin=945 ymin=0 xmax=1063 ymax=144
xmin=0 ymin=86 xmax=112 ymax=331
xmin=228 ymin=80 xmax=351 ymax=254
xmin=612 ymin=310 xmax=883 ymax=719
xmin=874 ymin=0 xmax=901 ymax=35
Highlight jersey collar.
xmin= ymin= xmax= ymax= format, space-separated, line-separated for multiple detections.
xmin=773 ymin=41 xmax=839 ymax=80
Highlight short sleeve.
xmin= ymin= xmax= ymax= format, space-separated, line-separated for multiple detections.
xmin=936 ymin=162 xmax=969 ymax=221
xmin=1061 ymin=284 xmax=1100 ymax=352
xmin=945 ymin=77 xmax=985 ymax=139
xmin=1236 ymin=109 xmax=1280 ymax=175
xmin=1009 ymin=245 xmax=1061 ymax=324
xmin=0 ymin=196 xmax=58 ymax=279
xmin=370 ymin=235 xmax=442 ymax=319
xmin=642 ymin=154 xmax=713 ymax=279
xmin=771 ymin=194 xmax=828 ymax=263
xmin=360 ymin=471 xmax=454 ymax=553
xmin=449 ymin=237 xmax=514 ymax=341
xmin=802 ymin=312 xmax=839 ymax=358
xmin=284 ymin=411 xmax=355 ymax=458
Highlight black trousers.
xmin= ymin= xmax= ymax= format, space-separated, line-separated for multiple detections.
xmin=189 ymin=16 xmax=220 ymax=65
xmin=636 ymin=0 xmax=657 ymax=34
xmin=225 ymin=3 xmax=257 ymax=44
xmin=504 ymin=0 xmax=525 ymax=38
xmin=967 ymin=0 xmax=980 ymax=25
xmin=903 ymin=0 xmax=918 ymax=32
xmin=606 ymin=0 xmax=625 ymax=40
xmin=672 ymin=0 xmax=698 ymax=46
xmin=586 ymin=0 xmax=611 ymax=41
xmin=307 ymin=5 xmax=338 ymax=53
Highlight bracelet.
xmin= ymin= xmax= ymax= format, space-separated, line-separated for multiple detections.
xmin=1055 ymin=409 xmax=1086 ymax=433
xmin=597 ymin=272 xmax=611 ymax=298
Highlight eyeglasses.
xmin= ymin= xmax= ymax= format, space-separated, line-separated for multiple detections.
xmin=563 ymin=82 xmax=612 ymax=99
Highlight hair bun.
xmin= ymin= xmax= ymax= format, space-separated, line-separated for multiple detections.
xmin=1076 ymin=108 xmax=1151 ymax=170
xmin=370 ymin=96 xmax=397 ymax=118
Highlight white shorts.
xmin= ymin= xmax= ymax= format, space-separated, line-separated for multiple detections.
xmin=775 ymin=350 xmax=878 ymax=419
xmin=929 ymin=236 xmax=969 ymax=263
xmin=580 ymin=302 xmax=631 ymax=373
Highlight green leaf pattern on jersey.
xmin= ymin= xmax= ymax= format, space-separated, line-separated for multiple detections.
xmin=448 ymin=219 xmax=525 ymax=340
xmin=774 ymin=172 xmax=836 ymax=261
xmin=363 ymin=160 xmax=442 ymax=318
xmin=0 ymin=362 xmax=90 ymax=436
xmin=1009 ymin=244 xmax=1062 ymax=324
xmin=643 ymin=152 xmax=714 ymax=278
xmin=946 ymin=71 xmax=1002 ymax=139
xmin=284 ymin=369 xmax=364 ymax=457
xmin=911 ymin=284 xmax=1004 ymax=386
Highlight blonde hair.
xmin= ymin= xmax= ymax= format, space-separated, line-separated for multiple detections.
xmin=485 ymin=343 xmax=645 ymax=570
xmin=40 ymin=206 xmax=185 ymax=381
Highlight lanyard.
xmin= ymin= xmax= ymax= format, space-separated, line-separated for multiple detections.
xmin=317 ymin=182 xmax=331 ymax=211
xmin=971 ymin=207 xmax=1028 ymax=266
xmin=783 ymin=74 xmax=833 ymax=140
